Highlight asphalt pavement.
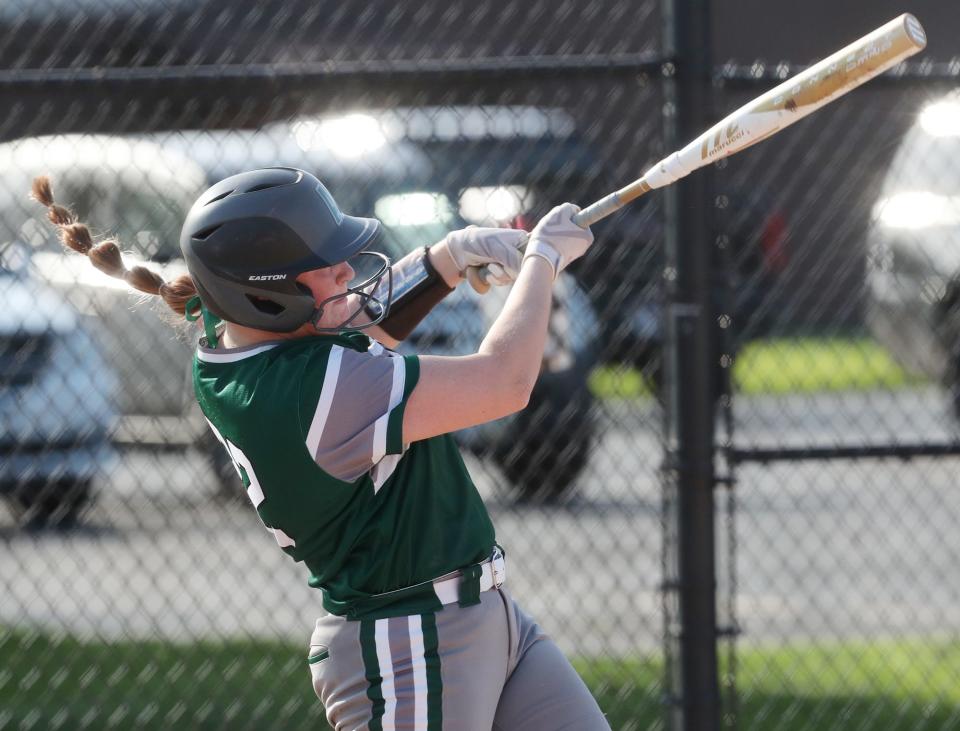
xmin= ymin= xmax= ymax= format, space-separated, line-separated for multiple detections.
xmin=3 ymin=386 xmax=960 ymax=658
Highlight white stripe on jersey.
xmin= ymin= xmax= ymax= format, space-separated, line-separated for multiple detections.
xmin=195 ymin=342 xmax=279 ymax=363
xmin=272 ymin=527 xmax=296 ymax=548
xmin=371 ymin=453 xmax=402 ymax=494
xmin=375 ymin=619 xmax=398 ymax=730
xmin=408 ymin=615 xmax=428 ymax=729
xmin=306 ymin=345 xmax=344 ymax=457
xmin=368 ymin=340 xmax=385 ymax=357
xmin=371 ymin=355 xmax=405 ymax=463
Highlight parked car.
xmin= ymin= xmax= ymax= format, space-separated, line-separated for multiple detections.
xmin=865 ymin=89 xmax=960 ymax=413
xmin=0 ymin=136 xmax=207 ymax=423
xmin=0 ymin=107 xmax=601 ymax=499
xmin=0 ymin=243 xmax=117 ymax=527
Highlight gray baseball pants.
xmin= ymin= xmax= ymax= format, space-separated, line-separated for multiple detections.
xmin=307 ymin=587 xmax=610 ymax=730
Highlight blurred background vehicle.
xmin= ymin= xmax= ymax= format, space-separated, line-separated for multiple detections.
xmin=0 ymin=106 xmax=604 ymax=501
xmin=866 ymin=89 xmax=960 ymax=415
xmin=0 ymin=103 xmax=791 ymax=500
xmin=0 ymin=135 xmax=206 ymax=423
xmin=0 ymin=243 xmax=117 ymax=528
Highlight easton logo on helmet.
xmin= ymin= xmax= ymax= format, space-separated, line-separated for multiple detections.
xmin=249 ymin=274 xmax=288 ymax=281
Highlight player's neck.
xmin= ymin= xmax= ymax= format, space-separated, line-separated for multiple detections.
xmin=220 ymin=322 xmax=310 ymax=350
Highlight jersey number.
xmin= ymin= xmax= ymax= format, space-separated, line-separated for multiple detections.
xmin=204 ymin=418 xmax=296 ymax=549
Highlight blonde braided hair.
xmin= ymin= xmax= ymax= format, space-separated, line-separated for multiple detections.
xmin=30 ymin=175 xmax=199 ymax=317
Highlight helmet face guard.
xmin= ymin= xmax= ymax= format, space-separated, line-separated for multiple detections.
xmin=180 ymin=168 xmax=393 ymax=334
xmin=310 ymin=250 xmax=393 ymax=333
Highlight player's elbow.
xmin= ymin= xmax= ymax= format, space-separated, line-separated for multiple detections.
xmin=497 ymin=371 xmax=536 ymax=416
xmin=487 ymin=389 xmax=530 ymax=422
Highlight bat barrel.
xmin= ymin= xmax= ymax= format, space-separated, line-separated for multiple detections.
xmin=468 ymin=13 xmax=928 ymax=293
xmin=643 ymin=13 xmax=927 ymax=190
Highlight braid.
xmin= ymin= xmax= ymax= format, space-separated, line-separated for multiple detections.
xmin=30 ymin=175 xmax=198 ymax=317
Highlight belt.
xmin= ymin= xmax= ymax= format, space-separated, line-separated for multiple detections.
xmin=325 ymin=547 xmax=508 ymax=619
xmin=432 ymin=547 xmax=506 ymax=606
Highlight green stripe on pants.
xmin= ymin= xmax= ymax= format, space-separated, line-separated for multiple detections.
xmin=421 ymin=613 xmax=443 ymax=730
xmin=360 ymin=618 xmax=385 ymax=730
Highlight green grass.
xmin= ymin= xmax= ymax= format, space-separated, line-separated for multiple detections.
xmin=0 ymin=630 xmax=328 ymax=730
xmin=590 ymin=337 xmax=926 ymax=399
xmin=591 ymin=366 xmax=655 ymax=400
xmin=3 ymin=628 xmax=960 ymax=730
xmin=727 ymin=639 xmax=960 ymax=731
xmin=732 ymin=338 xmax=926 ymax=395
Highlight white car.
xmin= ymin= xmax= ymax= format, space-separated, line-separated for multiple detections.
xmin=0 ymin=247 xmax=117 ymax=527
xmin=866 ymin=90 xmax=960 ymax=412
xmin=0 ymin=108 xmax=601 ymax=500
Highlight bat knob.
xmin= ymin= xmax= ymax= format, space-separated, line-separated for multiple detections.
xmin=465 ymin=230 xmax=528 ymax=294
xmin=466 ymin=266 xmax=491 ymax=294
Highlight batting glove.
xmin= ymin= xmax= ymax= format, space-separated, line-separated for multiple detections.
xmin=444 ymin=226 xmax=526 ymax=287
xmin=523 ymin=203 xmax=594 ymax=279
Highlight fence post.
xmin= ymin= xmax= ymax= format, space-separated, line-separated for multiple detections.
xmin=661 ymin=0 xmax=721 ymax=728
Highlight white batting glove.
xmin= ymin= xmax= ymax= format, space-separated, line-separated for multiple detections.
xmin=523 ymin=203 xmax=594 ymax=279
xmin=444 ymin=227 xmax=526 ymax=287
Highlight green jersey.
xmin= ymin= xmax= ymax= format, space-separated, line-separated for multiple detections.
xmin=193 ymin=331 xmax=496 ymax=619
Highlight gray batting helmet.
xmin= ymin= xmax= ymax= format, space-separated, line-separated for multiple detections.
xmin=180 ymin=167 xmax=390 ymax=332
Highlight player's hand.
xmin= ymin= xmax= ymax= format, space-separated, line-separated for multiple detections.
xmin=522 ymin=203 xmax=594 ymax=279
xmin=444 ymin=226 xmax=526 ymax=287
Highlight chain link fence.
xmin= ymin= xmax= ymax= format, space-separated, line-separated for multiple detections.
xmin=0 ymin=1 xmax=668 ymax=729
xmin=715 ymin=51 xmax=960 ymax=729
xmin=2 ymin=1 xmax=960 ymax=729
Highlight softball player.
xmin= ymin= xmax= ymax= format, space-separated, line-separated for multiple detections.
xmin=33 ymin=168 xmax=609 ymax=730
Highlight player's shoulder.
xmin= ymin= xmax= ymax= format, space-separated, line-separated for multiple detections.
xmin=194 ymin=331 xmax=380 ymax=368
xmin=193 ymin=333 xmax=406 ymax=411
xmin=192 ymin=334 xmax=379 ymax=433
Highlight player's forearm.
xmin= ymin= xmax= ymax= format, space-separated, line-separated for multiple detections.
xmin=355 ymin=243 xmax=460 ymax=344
xmin=427 ymin=238 xmax=465 ymax=288
xmin=477 ymin=255 xmax=553 ymax=405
